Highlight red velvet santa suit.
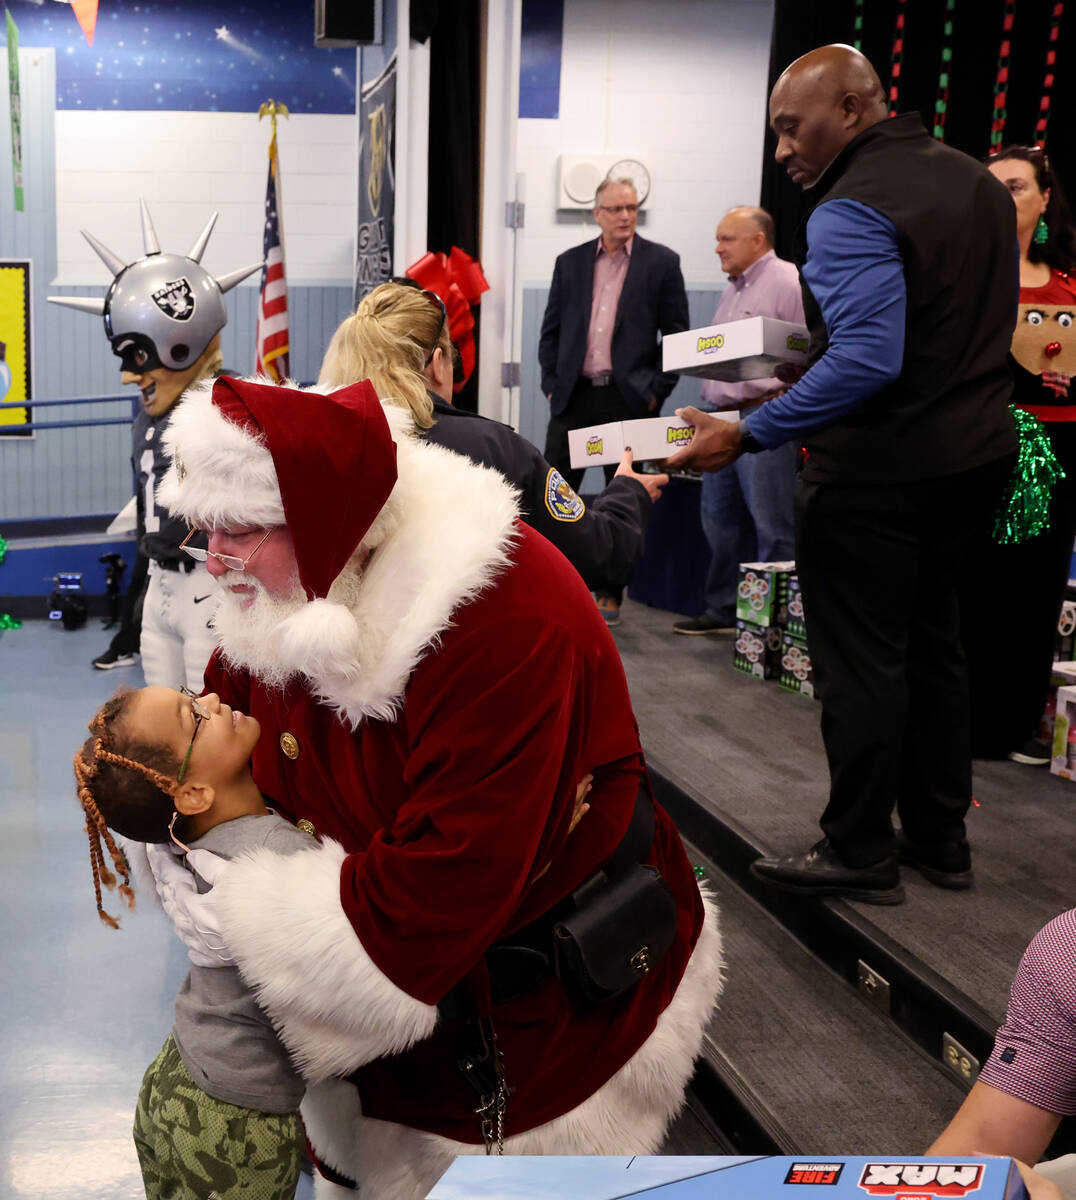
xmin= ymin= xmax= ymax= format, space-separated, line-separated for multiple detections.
xmin=157 ymin=377 xmax=724 ymax=1198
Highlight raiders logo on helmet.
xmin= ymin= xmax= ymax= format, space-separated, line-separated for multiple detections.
xmin=152 ymin=277 xmax=196 ymax=322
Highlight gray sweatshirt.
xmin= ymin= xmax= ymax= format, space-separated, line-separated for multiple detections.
xmin=170 ymin=812 xmax=315 ymax=1113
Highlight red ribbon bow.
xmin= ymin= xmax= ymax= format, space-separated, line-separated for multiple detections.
xmin=406 ymin=247 xmax=490 ymax=391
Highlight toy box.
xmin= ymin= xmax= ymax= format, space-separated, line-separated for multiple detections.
xmin=737 ymin=561 xmax=795 ymax=627
xmin=786 ymin=572 xmax=807 ymax=641
xmin=734 ymin=618 xmax=783 ymax=681
xmin=1036 ymin=662 xmax=1076 ymax=749
xmin=427 ymin=1154 xmax=1028 ymax=1200
xmin=1050 ymin=683 xmax=1076 ymax=780
xmin=662 ymin=315 xmax=811 ymax=382
xmin=567 ymin=415 xmax=696 ymax=469
xmin=780 ymin=633 xmax=815 ymax=699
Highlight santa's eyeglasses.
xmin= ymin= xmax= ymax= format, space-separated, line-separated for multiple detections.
xmin=179 ymin=527 xmax=273 ymax=572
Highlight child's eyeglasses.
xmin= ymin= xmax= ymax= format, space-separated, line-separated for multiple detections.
xmin=176 ymin=686 xmax=211 ymax=784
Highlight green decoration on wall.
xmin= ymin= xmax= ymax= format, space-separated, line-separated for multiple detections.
xmin=4 ymin=6 xmax=23 ymax=212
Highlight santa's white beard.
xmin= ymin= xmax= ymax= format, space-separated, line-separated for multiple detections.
xmin=212 ymin=564 xmax=369 ymax=692
xmin=212 ymin=572 xmax=308 ymax=689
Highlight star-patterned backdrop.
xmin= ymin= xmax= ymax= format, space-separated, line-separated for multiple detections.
xmin=7 ymin=0 xmax=356 ymax=112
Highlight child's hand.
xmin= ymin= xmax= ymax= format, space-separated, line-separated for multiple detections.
xmin=146 ymin=843 xmax=235 ymax=967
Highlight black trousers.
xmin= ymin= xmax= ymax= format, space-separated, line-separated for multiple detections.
xmin=796 ymin=455 xmax=1013 ymax=867
xmin=961 ymin=421 xmax=1076 ymax=756
xmin=545 ymin=378 xmax=629 ymax=600
xmin=105 ymin=550 xmax=149 ymax=656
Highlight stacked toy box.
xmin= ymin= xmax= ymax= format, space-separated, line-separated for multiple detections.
xmin=779 ymin=572 xmax=814 ymax=699
xmin=734 ymin=562 xmax=794 ymax=681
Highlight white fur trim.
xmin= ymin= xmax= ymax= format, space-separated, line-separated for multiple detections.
xmin=213 ymin=837 xmax=439 ymax=1083
xmin=290 ymin=415 xmax=520 ymax=726
xmin=273 ymin=599 xmax=365 ymax=685
xmin=304 ymin=886 xmax=724 ymax=1199
xmin=301 ymin=1079 xmax=364 ymax=1190
xmin=157 ymin=374 xmax=286 ymax=530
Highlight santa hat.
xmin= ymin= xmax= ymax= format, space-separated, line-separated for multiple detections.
xmin=159 ymin=375 xmax=398 ymax=603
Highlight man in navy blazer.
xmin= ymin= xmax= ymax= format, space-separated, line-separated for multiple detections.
xmin=538 ymin=179 xmax=689 ymax=624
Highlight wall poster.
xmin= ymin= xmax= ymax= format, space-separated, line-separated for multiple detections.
xmin=0 ymin=260 xmax=32 ymax=437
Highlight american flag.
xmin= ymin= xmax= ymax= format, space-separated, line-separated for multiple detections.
xmin=255 ymin=127 xmax=289 ymax=381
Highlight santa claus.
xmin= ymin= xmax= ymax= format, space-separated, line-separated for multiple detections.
xmin=146 ymin=374 xmax=723 ymax=1199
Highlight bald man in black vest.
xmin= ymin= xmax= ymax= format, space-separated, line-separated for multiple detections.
xmin=668 ymin=45 xmax=1018 ymax=902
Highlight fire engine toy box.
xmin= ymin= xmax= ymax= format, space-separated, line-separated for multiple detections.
xmin=780 ymin=633 xmax=815 ymax=698
xmin=735 ymin=618 xmax=783 ymax=680
xmin=1050 ymin=683 xmax=1076 ymax=780
xmin=786 ymin=571 xmax=807 ymax=640
xmin=567 ymin=416 xmax=696 ymax=469
xmin=426 ymin=1154 xmax=1027 ymax=1200
xmin=662 ymin=314 xmax=811 ymax=381
xmin=737 ymin=560 xmax=795 ymax=627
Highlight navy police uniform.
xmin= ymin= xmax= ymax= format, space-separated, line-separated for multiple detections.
xmin=422 ymin=396 xmax=651 ymax=593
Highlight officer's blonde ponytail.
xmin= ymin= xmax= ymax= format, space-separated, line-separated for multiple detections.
xmin=318 ymin=282 xmax=455 ymax=430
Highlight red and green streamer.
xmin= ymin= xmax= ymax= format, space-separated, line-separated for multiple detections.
xmin=932 ymin=0 xmax=956 ymax=141
xmin=1034 ymin=2 xmax=1065 ymax=147
xmin=990 ymin=0 xmax=1016 ymax=150
xmin=887 ymin=0 xmax=907 ymax=116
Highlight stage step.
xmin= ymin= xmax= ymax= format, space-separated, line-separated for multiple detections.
xmin=651 ymin=760 xmax=998 ymax=1080
xmin=683 ymin=838 xmax=967 ymax=1153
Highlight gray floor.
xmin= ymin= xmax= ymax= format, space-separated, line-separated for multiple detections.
xmin=613 ymin=597 xmax=1076 ymax=1024
xmin=0 ymin=619 xmax=313 ymax=1200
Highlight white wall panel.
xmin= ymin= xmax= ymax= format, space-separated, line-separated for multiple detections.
xmin=54 ymin=111 xmax=356 ymax=284
xmin=517 ymin=0 xmax=775 ymax=289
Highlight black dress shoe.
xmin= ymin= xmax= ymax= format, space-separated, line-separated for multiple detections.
xmin=896 ymin=833 xmax=973 ymax=890
xmin=750 ymin=838 xmax=905 ymax=905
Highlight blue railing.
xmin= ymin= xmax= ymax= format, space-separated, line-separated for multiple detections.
xmin=0 ymin=394 xmax=134 ymax=432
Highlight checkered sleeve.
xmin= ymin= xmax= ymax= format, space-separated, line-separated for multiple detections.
xmin=978 ymin=908 xmax=1076 ymax=1115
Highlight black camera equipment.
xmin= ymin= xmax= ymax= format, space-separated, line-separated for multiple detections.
xmin=47 ymin=571 xmax=88 ymax=631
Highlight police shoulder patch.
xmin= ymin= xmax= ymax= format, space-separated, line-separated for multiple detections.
xmin=544 ymin=469 xmax=586 ymax=522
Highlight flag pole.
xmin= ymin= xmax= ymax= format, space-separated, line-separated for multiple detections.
xmin=255 ymin=99 xmax=290 ymax=382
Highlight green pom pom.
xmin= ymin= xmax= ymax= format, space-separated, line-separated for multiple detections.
xmin=693 ymin=865 xmax=706 ymax=880
xmin=0 ymin=614 xmax=21 ymax=630
xmin=993 ymin=407 xmax=1064 ymax=544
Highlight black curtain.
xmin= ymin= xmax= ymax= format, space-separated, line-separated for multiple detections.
xmin=761 ymin=0 xmax=1076 ymax=261
xmin=416 ymin=0 xmax=482 ymax=411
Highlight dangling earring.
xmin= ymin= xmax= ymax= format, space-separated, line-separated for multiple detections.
xmin=1034 ymin=214 xmax=1050 ymax=245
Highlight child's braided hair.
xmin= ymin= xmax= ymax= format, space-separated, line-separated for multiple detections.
xmin=73 ymin=690 xmax=182 ymax=929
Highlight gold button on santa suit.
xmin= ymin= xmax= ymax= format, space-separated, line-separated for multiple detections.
xmin=280 ymin=732 xmax=300 ymax=760
xmin=296 ymin=819 xmax=316 ymax=836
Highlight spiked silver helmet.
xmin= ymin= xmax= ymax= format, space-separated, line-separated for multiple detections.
xmin=48 ymin=199 xmax=261 ymax=373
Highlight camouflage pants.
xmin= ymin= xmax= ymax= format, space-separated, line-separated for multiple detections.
xmin=133 ymin=1035 xmax=304 ymax=1200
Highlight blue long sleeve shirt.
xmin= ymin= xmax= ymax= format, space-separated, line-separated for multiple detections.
xmin=743 ymin=198 xmax=907 ymax=448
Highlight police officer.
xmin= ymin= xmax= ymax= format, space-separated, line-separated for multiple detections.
xmin=318 ymin=281 xmax=666 ymax=593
